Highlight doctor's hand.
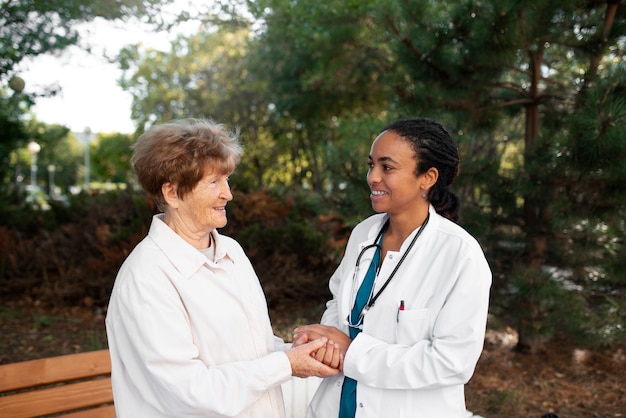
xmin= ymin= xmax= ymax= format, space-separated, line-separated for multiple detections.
xmin=311 ymin=338 xmax=343 ymax=370
xmin=294 ymin=324 xmax=351 ymax=361
xmin=286 ymin=337 xmax=342 ymax=378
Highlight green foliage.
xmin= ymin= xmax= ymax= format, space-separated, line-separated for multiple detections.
xmin=119 ymin=25 xmax=290 ymax=189
xmin=3 ymin=120 xmax=82 ymax=203
xmin=244 ymin=0 xmax=399 ymax=191
xmin=537 ymin=62 xmax=626 ymax=322
xmin=502 ymin=267 xmax=587 ymax=348
xmin=4 ymin=0 xmax=621 ymax=350
xmin=90 ymin=133 xmax=134 ymax=184
xmin=365 ymin=0 xmax=626 ymax=350
xmin=499 ymin=263 xmax=626 ymax=349
xmin=249 ymin=0 xmax=392 ymax=121
xmin=323 ymin=114 xmax=381 ymax=221
xmin=0 ymin=88 xmax=30 ymax=183
xmin=566 ymin=62 xmax=626 ymax=213
xmin=0 ymin=0 xmax=177 ymax=192
xmin=26 ymin=121 xmax=80 ymax=190
xmin=584 ymin=295 xmax=626 ymax=347
xmin=0 ymin=0 xmax=175 ymax=78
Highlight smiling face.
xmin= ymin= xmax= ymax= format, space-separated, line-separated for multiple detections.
xmin=162 ymin=167 xmax=233 ymax=248
xmin=367 ymin=130 xmax=430 ymax=219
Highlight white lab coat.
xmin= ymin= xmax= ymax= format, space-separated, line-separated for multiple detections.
xmin=307 ymin=205 xmax=492 ymax=418
xmin=106 ymin=214 xmax=292 ymax=418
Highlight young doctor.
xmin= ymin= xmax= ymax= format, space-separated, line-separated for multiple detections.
xmin=294 ymin=117 xmax=492 ymax=418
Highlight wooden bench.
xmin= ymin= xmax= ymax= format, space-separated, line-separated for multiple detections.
xmin=0 ymin=348 xmax=322 ymax=418
xmin=0 ymin=349 xmax=114 ymax=418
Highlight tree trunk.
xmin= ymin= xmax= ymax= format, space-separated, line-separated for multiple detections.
xmin=517 ymin=46 xmax=551 ymax=353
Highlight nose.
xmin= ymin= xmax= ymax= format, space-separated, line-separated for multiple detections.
xmin=221 ymin=180 xmax=233 ymax=201
xmin=367 ymin=166 xmax=379 ymax=185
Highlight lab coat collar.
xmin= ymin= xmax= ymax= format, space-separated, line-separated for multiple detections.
xmin=358 ymin=205 xmax=439 ymax=252
xmin=357 ymin=213 xmax=389 ymax=252
xmin=148 ymin=214 xmax=234 ymax=279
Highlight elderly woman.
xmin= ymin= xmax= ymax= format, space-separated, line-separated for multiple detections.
xmin=106 ymin=119 xmax=341 ymax=418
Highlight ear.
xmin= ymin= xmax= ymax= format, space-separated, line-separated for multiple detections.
xmin=162 ymin=182 xmax=179 ymax=208
xmin=421 ymin=167 xmax=439 ymax=191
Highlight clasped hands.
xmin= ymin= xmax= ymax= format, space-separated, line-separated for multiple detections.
xmin=287 ymin=324 xmax=351 ymax=378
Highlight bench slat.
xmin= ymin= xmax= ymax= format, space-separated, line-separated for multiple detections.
xmin=62 ymin=403 xmax=116 ymax=418
xmin=0 ymin=349 xmax=111 ymax=392
xmin=0 ymin=377 xmax=113 ymax=418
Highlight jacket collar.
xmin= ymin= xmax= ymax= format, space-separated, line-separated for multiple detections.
xmin=360 ymin=205 xmax=440 ymax=251
xmin=148 ymin=214 xmax=233 ymax=279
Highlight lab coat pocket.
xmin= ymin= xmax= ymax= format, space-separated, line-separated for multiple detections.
xmin=396 ymin=308 xmax=430 ymax=345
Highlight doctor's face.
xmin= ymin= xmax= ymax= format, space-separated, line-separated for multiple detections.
xmin=367 ymin=131 xmax=423 ymax=216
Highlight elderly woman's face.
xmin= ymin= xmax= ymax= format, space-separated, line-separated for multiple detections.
xmin=175 ymin=169 xmax=234 ymax=232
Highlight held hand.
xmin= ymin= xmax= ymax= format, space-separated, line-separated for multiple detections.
xmin=292 ymin=332 xmax=343 ymax=370
xmin=294 ymin=324 xmax=351 ymax=358
xmin=291 ymin=332 xmax=309 ymax=348
xmin=286 ymin=337 xmax=342 ymax=378
xmin=312 ymin=339 xmax=343 ymax=370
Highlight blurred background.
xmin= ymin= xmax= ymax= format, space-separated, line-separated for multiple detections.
xmin=1 ymin=1 xmax=625 ymax=415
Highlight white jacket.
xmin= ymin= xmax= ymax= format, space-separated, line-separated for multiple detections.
xmin=106 ymin=214 xmax=292 ymax=417
xmin=307 ymin=206 xmax=492 ymax=418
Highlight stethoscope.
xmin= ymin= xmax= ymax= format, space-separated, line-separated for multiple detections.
xmin=347 ymin=213 xmax=430 ymax=331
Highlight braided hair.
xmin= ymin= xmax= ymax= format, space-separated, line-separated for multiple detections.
xmin=381 ymin=118 xmax=461 ymax=222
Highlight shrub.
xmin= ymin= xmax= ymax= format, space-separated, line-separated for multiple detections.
xmin=0 ymin=189 xmax=153 ymax=307
xmin=0 ymin=188 xmax=348 ymax=318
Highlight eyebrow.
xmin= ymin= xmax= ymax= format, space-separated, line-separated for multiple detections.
xmin=369 ymin=155 xmax=399 ymax=164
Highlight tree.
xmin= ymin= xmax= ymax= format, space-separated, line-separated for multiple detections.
xmin=0 ymin=0 xmax=176 ymax=191
xmin=18 ymin=120 xmax=83 ymax=193
xmin=247 ymin=0 xmax=626 ymax=350
xmin=384 ymin=0 xmax=626 ymax=350
xmin=90 ymin=133 xmax=135 ymax=185
xmin=247 ymin=0 xmax=395 ymax=192
xmin=0 ymin=0 xmax=175 ymax=79
xmin=119 ymin=24 xmax=291 ymax=190
xmin=0 ymin=87 xmax=30 ymax=183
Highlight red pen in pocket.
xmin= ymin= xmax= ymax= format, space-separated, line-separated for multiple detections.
xmin=397 ymin=300 xmax=405 ymax=322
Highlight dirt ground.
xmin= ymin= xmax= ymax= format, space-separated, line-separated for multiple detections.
xmin=1 ymin=298 xmax=624 ymax=418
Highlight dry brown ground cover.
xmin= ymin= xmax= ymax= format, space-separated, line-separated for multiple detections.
xmin=1 ymin=298 xmax=624 ymax=418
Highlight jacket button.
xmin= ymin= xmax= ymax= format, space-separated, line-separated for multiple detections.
xmin=359 ymin=403 xmax=364 ymax=408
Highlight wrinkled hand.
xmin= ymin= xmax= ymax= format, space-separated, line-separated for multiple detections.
xmin=286 ymin=337 xmax=342 ymax=378
xmin=293 ymin=324 xmax=351 ymax=369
